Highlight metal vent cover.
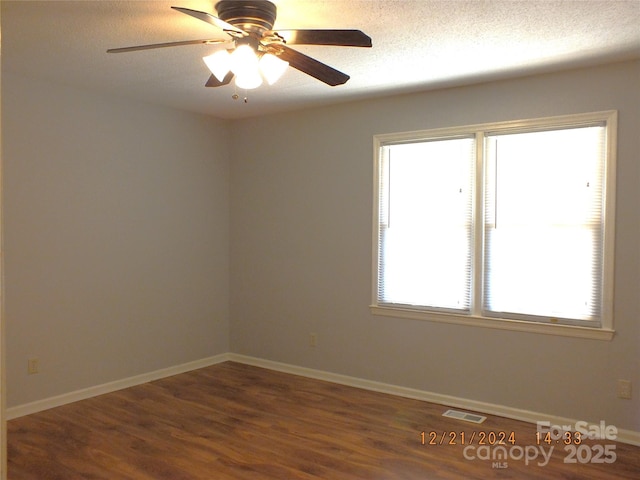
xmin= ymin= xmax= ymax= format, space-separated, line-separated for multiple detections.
xmin=442 ymin=409 xmax=487 ymax=424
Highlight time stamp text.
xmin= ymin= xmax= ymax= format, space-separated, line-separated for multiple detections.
xmin=420 ymin=430 xmax=617 ymax=466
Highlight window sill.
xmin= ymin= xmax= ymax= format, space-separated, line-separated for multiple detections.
xmin=369 ymin=305 xmax=615 ymax=341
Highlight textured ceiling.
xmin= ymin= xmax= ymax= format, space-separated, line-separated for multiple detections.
xmin=3 ymin=0 xmax=640 ymax=119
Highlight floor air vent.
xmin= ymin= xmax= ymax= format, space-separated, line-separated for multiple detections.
xmin=442 ymin=409 xmax=486 ymax=424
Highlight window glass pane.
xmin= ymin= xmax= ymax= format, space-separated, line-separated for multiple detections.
xmin=378 ymin=137 xmax=475 ymax=311
xmin=483 ymin=126 xmax=605 ymax=322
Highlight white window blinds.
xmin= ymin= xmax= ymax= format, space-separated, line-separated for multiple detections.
xmin=377 ymin=137 xmax=476 ymax=311
xmin=373 ymin=111 xmax=615 ymax=335
xmin=483 ymin=126 xmax=606 ymax=324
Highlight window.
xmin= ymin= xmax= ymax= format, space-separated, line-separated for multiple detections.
xmin=371 ymin=111 xmax=617 ymax=340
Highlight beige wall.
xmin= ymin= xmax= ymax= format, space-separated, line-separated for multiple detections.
xmin=229 ymin=60 xmax=640 ymax=432
xmin=3 ymin=73 xmax=230 ymax=407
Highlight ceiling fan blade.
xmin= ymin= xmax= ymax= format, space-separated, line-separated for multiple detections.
xmin=205 ymin=71 xmax=234 ymax=87
xmin=275 ymin=45 xmax=350 ymax=86
xmin=171 ymin=6 xmax=247 ymax=36
xmin=274 ymin=29 xmax=372 ymax=47
xmin=107 ymin=39 xmax=229 ymax=53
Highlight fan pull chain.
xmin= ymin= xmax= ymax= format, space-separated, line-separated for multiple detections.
xmin=230 ymin=84 xmax=249 ymax=103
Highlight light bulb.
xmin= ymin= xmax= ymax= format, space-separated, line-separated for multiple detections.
xmin=259 ymin=53 xmax=289 ymax=85
xmin=203 ymin=50 xmax=231 ymax=82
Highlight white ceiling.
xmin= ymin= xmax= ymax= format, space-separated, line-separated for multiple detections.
xmin=3 ymin=0 xmax=640 ymax=120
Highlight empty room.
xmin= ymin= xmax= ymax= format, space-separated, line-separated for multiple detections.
xmin=1 ymin=1 xmax=639 ymax=479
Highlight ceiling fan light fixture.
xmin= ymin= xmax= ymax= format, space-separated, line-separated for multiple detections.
xmin=205 ymin=44 xmax=286 ymax=89
xmin=203 ymin=49 xmax=231 ymax=82
xmin=259 ymin=53 xmax=289 ymax=85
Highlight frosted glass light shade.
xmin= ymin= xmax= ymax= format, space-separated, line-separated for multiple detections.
xmin=204 ymin=46 xmax=287 ymax=90
xmin=259 ymin=53 xmax=289 ymax=85
xmin=203 ymin=50 xmax=231 ymax=82
xmin=235 ymin=71 xmax=263 ymax=90
xmin=230 ymin=45 xmax=259 ymax=76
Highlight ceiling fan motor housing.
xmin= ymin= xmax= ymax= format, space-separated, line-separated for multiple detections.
xmin=215 ymin=0 xmax=277 ymax=34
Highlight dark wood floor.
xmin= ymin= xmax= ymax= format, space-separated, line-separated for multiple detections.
xmin=7 ymin=361 xmax=640 ymax=479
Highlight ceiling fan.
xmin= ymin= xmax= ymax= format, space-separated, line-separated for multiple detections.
xmin=107 ymin=0 xmax=372 ymax=90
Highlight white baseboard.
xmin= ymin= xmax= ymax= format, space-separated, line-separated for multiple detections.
xmin=227 ymin=353 xmax=640 ymax=447
xmin=7 ymin=352 xmax=639 ymax=447
xmin=6 ymin=353 xmax=230 ymax=420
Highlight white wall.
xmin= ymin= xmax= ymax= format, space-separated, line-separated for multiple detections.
xmin=3 ymin=60 xmax=639 ymax=434
xmin=2 ymin=73 xmax=230 ymax=407
xmin=229 ymin=60 xmax=640 ymax=432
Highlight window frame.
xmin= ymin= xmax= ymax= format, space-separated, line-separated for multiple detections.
xmin=371 ymin=111 xmax=617 ymax=340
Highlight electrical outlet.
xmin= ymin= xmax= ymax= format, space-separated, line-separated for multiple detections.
xmin=28 ymin=357 xmax=39 ymax=375
xmin=617 ymin=380 xmax=632 ymax=399
xmin=309 ymin=333 xmax=317 ymax=348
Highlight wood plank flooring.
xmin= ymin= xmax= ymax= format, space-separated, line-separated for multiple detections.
xmin=8 ymin=361 xmax=640 ymax=479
